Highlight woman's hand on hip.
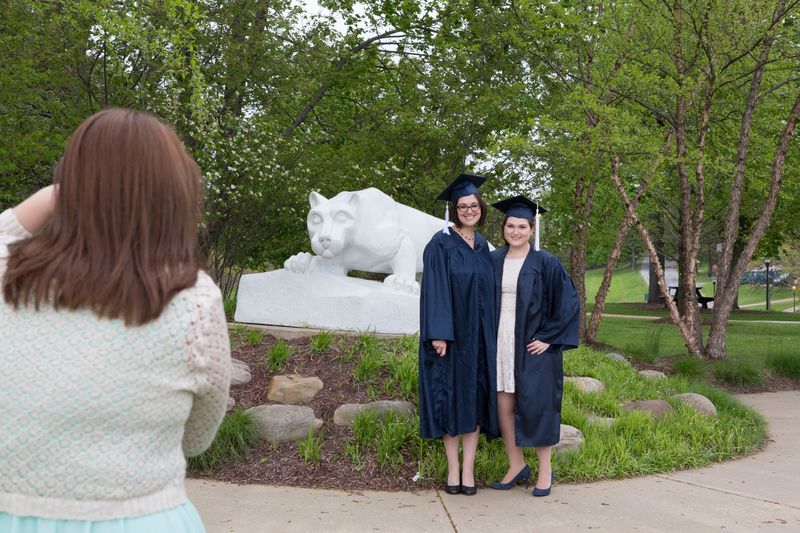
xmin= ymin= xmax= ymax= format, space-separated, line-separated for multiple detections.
xmin=527 ymin=339 xmax=550 ymax=355
xmin=432 ymin=340 xmax=447 ymax=357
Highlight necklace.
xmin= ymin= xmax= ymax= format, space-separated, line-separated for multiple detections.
xmin=456 ymin=228 xmax=475 ymax=243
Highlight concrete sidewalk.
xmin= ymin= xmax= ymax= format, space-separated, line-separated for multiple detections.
xmin=187 ymin=391 xmax=800 ymax=532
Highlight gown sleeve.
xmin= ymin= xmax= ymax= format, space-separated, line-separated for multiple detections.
xmin=419 ymin=237 xmax=455 ymax=343
xmin=534 ymin=254 xmax=580 ymax=350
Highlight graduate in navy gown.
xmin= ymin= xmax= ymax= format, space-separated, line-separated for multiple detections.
xmin=487 ymin=196 xmax=579 ymax=497
xmin=418 ymin=174 xmax=498 ymax=496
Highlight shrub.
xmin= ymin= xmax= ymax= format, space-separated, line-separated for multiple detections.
xmin=187 ymin=409 xmax=259 ymax=472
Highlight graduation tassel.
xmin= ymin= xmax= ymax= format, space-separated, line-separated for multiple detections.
xmin=443 ymin=202 xmax=450 ymax=235
xmin=534 ymin=204 xmax=540 ymax=251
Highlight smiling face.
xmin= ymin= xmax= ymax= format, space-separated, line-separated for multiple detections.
xmin=503 ymin=216 xmax=533 ymax=248
xmin=455 ymin=194 xmax=481 ymax=228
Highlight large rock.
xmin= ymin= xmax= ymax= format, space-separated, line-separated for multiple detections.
xmin=333 ymin=400 xmax=416 ymax=426
xmin=554 ymin=424 xmax=584 ymax=453
xmin=230 ymin=358 xmax=252 ymax=387
xmin=672 ymin=393 xmax=717 ymax=417
xmin=623 ymin=400 xmax=674 ymax=420
xmin=245 ymin=405 xmax=323 ymax=443
xmin=639 ymin=370 xmax=666 ymax=380
xmin=268 ymin=375 xmax=324 ymax=405
xmin=606 ymin=352 xmax=630 ymax=365
xmin=565 ymin=376 xmax=606 ymax=393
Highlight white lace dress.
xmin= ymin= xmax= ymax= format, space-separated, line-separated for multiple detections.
xmin=497 ymin=256 xmax=525 ymax=392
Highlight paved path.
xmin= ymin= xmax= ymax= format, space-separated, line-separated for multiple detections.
xmin=187 ymin=391 xmax=800 ymax=532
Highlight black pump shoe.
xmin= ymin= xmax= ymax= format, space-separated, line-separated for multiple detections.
xmin=489 ymin=464 xmax=531 ymax=490
xmin=460 ymin=485 xmax=477 ymax=496
xmin=532 ymin=471 xmax=556 ymax=497
xmin=444 ymin=484 xmax=461 ymax=495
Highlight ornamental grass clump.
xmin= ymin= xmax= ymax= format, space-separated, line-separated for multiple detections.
xmin=310 ymin=330 xmax=335 ymax=354
xmin=267 ymin=339 xmax=293 ymax=371
xmin=673 ymin=356 xmax=706 ymax=379
xmin=187 ymin=409 xmax=259 ymax=472
xmin=298 ymin=430 xmax=323 ymax=464
xmin=766 ymin=350 xmax=800 ymax=380
xmin=712 ymin=360 xmax=762 ymax=386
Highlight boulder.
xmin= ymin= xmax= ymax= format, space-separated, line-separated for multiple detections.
xmin=606 ymin=352 xmax=630 ymax=365
xmin=623 ymin=400 xmax=674 ymax=420
xmin=672 ymin=393 xmax=717 ymax=417
xmin=639 ymin=370 xmax=667 ymax=380
xmin=553 ymin=424 xmax=584 ymax=453
xmin=565 ymin=376 xmax=606 ymax=393
xmin=268 ymin=375 xmax=324 ymax=404
xmin=333 ymin=400 xmax=416 ymax=426
xmin=245 ymin=405 xmax=322 ymax=443
xmin=230 ymin=358 xmax=252 ymax=387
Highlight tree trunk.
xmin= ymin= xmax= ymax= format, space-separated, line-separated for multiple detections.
xmin=647 ymin=218 xmax=666 ymax=304
xmin=707 ymin=0 xmax=788 ymax=359
xmin=672 ymin=0 xmax=705 ymax=355
xmin=707 ymin=89 xmax=800 ymax=358
xmin=585 ymin=132 xmax=672 ymax=342
xmin=609 ymin=156 xmax=704 ymax=357
xmin=569 ymin=177 xmax=596 ymax=341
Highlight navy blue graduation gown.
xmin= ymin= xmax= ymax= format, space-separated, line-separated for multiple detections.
xmin=491 ymin=246 xmax=580 ymax=447
xmin=418 ymin=230 xmax=498 ymax=439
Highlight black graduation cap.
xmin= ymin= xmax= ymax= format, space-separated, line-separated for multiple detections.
xmin=492 ymin=195 xmax=547 ymax=251
xmin=436 ymin=173 xmax=487 ymax=202
xmin=491 ymin=195 xmax=547 ymax=220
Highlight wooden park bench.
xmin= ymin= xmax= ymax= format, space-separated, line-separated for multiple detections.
xmin=662 ymin=286 xmax=715 ymax=309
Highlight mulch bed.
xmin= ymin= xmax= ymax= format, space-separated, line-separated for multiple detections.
xmin=189 ymin=334 xmax=436 ymax=491
xmin=190 ymin=334 xmax=799 ymax=490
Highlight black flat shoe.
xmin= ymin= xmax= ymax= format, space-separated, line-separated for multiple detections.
xmin=460 ymin=485 xmax=477 ymax=496
xmin=444 ymin=484 xmax=461 ymax=495
xmin=489 ymin=464 xmax=531 ymax=490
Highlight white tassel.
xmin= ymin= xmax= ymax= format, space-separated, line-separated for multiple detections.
xmin=443 ymin=203 xmax=450 ymax=234
xmin=534 ymin=205 xmax=540 ymax=251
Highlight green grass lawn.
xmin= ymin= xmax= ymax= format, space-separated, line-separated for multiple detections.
xmin=586 ymin=302 xmax=800 ymax=322
xmin=585 ymin=265 xmax=649 ymax=304
xmin=585 ymin=265 xmax=799 ymax=316
xmin=593 ymin=317 xmax=800 ymax=366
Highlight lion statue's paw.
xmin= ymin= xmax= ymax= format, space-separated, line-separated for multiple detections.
xmin=284 ymin=252 xmax=315 ymax=273
xmin=383 ymin=274 xmax=420 ymax=295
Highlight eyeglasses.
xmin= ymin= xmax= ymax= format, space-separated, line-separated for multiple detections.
xmin=456 ymin=203 xmax=481 ymax=212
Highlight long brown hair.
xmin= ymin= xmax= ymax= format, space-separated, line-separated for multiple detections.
xmin=3 ymin=108 xmax=202 ymax=326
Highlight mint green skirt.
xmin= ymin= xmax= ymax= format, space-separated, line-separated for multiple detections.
xmin=0 ymin=503 xmax=205 ymax=533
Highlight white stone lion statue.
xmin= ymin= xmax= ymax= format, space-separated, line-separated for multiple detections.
xmin=283 ymin=188 xmax=444 ymax=294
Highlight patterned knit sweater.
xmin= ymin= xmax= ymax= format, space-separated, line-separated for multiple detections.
xmin=0 ymin=209 xmax=231 ymax=520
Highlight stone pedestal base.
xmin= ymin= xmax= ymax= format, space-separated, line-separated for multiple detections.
xmin=234 ymin=270 xmax=419 ymax=335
